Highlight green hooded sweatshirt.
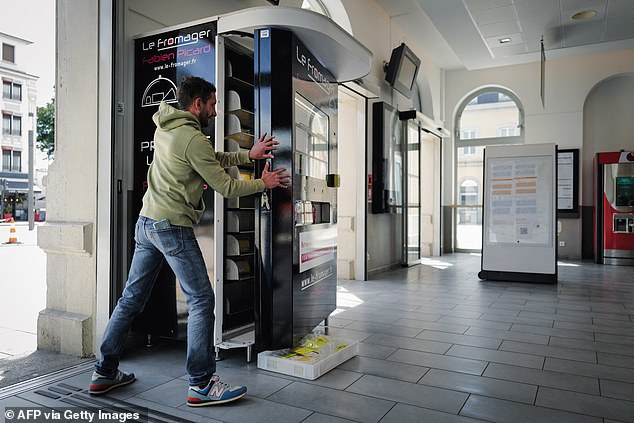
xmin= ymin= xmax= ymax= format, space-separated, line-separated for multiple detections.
xmin=140 ymin=102 xmax=265 ymax=227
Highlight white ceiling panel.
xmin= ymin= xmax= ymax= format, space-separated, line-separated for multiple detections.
xmin=561 ymin=0 xmax=607 ymax=14
xmin=470 ymin=5 xmax=517 ymax=25
xmin=563 ymin=20 xmax=604 ymax=46
xmin=514 ymin=1 xmax=560 ymax=23
xmin=513 ymin=0 xmax=560 ymax=15
xmin=606 ymin=0 xmax=634 ymax=17
xmin=490 ymin=43 xmax=530 ymax=57
xmin=479 ymin=20 xmax=522 ymax=37
xmin=605 ymin=19 xmax=634 ymax=41
xmin=462 ymin=0 xmax=512 ymax=12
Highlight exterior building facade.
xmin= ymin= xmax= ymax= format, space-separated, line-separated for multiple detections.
xmin=0 ymin=31 xmax=39 ymax=221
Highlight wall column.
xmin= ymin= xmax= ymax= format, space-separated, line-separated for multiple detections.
xmin=36 ymin=0 xmax=100 ymax=357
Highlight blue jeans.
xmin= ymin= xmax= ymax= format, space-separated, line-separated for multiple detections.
xmin=96 ymin=216 xmax=215 ymax=387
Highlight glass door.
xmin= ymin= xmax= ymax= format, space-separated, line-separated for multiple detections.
xmin=403 ymin=121 xmax=421 ymax=265
xmin=455 ymin=145 xmax=484 ymax=250
xmin=420 ymin=129 xmax=441 ymax=256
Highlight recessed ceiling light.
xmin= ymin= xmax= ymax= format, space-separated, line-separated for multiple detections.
xmin=499 ymin=37 xmax=512 ymax=44
xmin=571 ymin=9 xmax=597 ymax=20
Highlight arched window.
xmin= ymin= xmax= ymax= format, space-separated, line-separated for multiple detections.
xmin=454 ymin=88 xmax=524 ymax=251
xmin=299 ymin=0 xmax=353 ymax=34
xmin=301 ymin=0 xmax=330 ymax=17
xmin=456 ymin=89 xmax=523 ymax=143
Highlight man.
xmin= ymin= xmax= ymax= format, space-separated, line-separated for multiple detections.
xmin=89 ymin=76 xmax=290 ymax=406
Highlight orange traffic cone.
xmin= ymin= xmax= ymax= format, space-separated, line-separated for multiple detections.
xmin=6 ymin=218 xmax=19 ymax=244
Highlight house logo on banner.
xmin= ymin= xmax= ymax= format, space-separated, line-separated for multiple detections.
xmin=142 ymin=75 xmax=178 ymax=107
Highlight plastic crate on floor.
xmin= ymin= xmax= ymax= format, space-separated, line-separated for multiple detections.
xmin=257 ymin=337 xmax=358 ymax=380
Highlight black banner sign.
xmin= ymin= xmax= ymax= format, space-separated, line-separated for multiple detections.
xmin=133 ymin=21 xmax=217 ymax=216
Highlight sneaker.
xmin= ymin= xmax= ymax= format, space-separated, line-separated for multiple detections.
xmin=89 ymin=370 xmax=136 ymax=395
xmin=187 ymin=375 xmax=247 ymax=406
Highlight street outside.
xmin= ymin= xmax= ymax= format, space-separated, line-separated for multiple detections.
xmin=456 ymin=224 xmax=483 ymax=250
xmin=0 ymin=221 xmax=46 ymax=381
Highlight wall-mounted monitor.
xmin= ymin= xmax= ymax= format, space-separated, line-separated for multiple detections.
xmin=385 ymin=43 xmax=420 ymax=98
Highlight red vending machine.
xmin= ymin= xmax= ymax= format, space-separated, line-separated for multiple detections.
xmin=594 ymin=151 xmax=634 ymax=265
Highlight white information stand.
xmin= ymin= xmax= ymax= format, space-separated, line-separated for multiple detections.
xmin=478 ymin=143 xmax=557 ymax=284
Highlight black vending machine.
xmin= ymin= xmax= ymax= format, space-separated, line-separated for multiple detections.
xmin=254 ymin=28 xmax=339 ymax=351
xmin=128 ymin=8 xmax=372 ymax=356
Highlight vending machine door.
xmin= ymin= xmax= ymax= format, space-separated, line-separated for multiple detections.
xmin=254 ymin=28 xmax=338 ymax=351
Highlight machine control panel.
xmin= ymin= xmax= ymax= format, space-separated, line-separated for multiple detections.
xmin=613 ymin=214 xmax=634 ymax=233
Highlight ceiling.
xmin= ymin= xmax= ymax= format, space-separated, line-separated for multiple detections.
xmin=127 ymin=0 xmax=634 ymax=71
xmin=376 ymin=0 xmax=634 ymax=70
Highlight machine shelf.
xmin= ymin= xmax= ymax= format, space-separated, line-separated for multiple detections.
xmin=226 ymin=233 xmax=254 ymax=255
xmin=225 ymin=136 xmax=254 ymax=152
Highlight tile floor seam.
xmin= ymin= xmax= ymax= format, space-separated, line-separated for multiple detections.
xmin=458 ymin=394 xmax=599 ymax=423
xmin=533 ymin=399 xmax=604 ymax=421
xmin=455 ymin=392 xmax=472 ymax=419
xmin=544 ymin=359 xmax=634 ymax=384
xmin=534 ymin=387 xmax=634 ymax=422
xmin=376 ymin=402 xmax=399 ymax=423
xmin=344 ymin=373 xmax=468 ymax=411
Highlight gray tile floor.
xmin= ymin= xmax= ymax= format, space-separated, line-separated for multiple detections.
xmin=2 ymin=253 xmax=634 ymax=422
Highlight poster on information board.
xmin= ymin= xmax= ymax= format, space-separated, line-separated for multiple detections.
xmin=479 ymin=143 xmax=557 ymax=284
xmin=485 ymin=156 xmax=553 ymax=246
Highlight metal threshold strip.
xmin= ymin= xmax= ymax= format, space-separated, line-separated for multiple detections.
xmin=1 ymin=360 xmax=199 ymax=423
xmin=0 ymin=360 xmax=95 ymax=400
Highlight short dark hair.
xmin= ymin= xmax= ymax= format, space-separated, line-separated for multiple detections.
xmin=177 ymin=76 xmax=216 ymax=109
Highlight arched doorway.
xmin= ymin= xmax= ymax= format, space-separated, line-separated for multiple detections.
xmin=581 ymin=73 xmax=634 ymax=258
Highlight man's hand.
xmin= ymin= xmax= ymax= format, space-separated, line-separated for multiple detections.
xmin=249 ymin=133 xmax=279 ymax=161
xmin=261 ymin=161 xmax=290 ymax=189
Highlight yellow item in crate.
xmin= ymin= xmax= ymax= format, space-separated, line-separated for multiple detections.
xmin=282 ymin=334 xmax=349 ymax=362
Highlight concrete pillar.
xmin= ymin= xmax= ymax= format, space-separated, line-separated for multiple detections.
xmin=37 ymin=0 xmax=99 ymax=357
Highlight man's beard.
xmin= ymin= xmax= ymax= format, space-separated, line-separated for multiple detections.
xmin=199 ymin=113 xmax=210 ymax=128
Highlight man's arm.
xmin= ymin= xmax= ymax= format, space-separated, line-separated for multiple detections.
xmin=215 ymin=149 xmax=251 ymax=168
xmin=187 ymin=134 xmax=265 ymax=198
xmin=187 ymin=133 xmax=290 ymax=195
